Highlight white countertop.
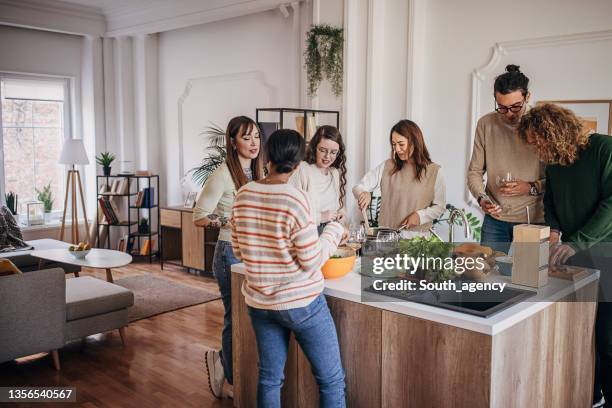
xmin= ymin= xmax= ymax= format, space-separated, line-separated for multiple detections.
xmin=232 ymin=259 xmax=599 ymax=336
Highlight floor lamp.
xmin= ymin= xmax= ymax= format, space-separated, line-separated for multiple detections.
xmin=58 ymin=139 xmax=90 ymax=244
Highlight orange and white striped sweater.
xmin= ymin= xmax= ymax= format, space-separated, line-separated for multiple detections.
xmin=231 ymin=181 xmax=344 ymax=310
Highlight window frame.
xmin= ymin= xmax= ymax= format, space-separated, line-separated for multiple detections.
xmin=0 ymin=72 xmax=74 ymax=220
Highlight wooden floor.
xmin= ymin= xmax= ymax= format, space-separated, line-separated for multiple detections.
xmin=0 ymin=262 xmax=234 ymax=408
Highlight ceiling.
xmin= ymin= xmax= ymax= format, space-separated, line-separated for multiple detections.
xmin=54 ymin=0 xmax=165 ymax=16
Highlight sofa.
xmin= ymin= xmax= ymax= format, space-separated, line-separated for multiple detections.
xmin=1 ymin=238 xmax=81 ymax=274
xmin=0 ymin=267 xmax=134 ymax=370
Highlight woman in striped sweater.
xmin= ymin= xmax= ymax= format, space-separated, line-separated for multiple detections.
xmin=231 ymin=129 xmax=347 ymax=407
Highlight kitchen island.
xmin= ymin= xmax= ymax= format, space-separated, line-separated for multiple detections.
xmin=231 ymin=262 xmax=598 ymax=408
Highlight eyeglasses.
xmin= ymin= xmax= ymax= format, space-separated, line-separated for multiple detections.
xmin=495 ymin=99 xmax=526 ymax=114
xmin=317 ymin=147 xmax=338 ymax=157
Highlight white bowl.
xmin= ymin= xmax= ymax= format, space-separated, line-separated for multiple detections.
xmin=69 ymin=249 xmax=90 ymax=259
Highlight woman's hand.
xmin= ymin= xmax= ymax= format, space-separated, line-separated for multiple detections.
xmin=401 ymin=212 xmax=421 ymax=229
xmin=321 ymin=210 xmax=339 ymax=223
xmin=499 ymin=180 xmax=531 ymax=197
xmin=550 ymin=244 xmax=576 ymax=265
xmin=358 ymin=192 xmax=371 ymax=210
xmin=336 ymin=211 xmax=346 ymax=224
xmin=339 ymin=225 xmax=350 ymax=246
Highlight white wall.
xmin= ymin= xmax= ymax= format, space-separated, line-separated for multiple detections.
xmin=418 ymin=0 xmax=612 ymax=212
xmin=158 ymin=9 xmax=300 ymax=205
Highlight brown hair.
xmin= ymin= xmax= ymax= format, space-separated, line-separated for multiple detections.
xmin=389 ymin=119 xmax=432 ymax=181
xmin=305 ymin=125 xmax=347 ymax=208
xmin=225 ymin=116 xmax=265 ymax=189
xmin=518 ymin=104 xmax=589 ymax=166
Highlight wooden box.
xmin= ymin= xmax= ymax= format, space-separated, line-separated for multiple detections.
xmin=512 ymin=224 xmax=550 ymax=288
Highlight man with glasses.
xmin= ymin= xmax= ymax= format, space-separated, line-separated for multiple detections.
xmin=467 ymin=64 xmax=545 ymax=257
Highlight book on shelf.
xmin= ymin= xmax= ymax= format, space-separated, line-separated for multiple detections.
xmin=135 ymin=170 xmax=152 ymax=176
xmin=126 ymin=236 xmax=136 ymax=253
xmin=110 ymin=179 xmax=121 ymax=194
xmin=140 ymin=239 xmax=155 ymax=256
xmin=98 ymin=197 xmax=118 ymax=224
xmin=117 ymin=235 xmax=128 ymax=252
xmin=138 ymin=187 xmax=155 ymax=208
xmin=108 ymin=199 xmax=122 ymax=222
xmin=135 ymin=191 xmax=144 ymax=207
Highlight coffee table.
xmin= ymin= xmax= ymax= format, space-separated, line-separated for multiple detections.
xmin=31 ymin=248 xmax=132 ymax=283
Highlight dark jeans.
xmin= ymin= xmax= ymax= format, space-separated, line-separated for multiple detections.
xmin=480 ymin=214 xmax=521 ymax=259
xmin=212 ymin=239 xmax=240 ymax=385
xmin=248 ymin=294 xmax=346 ymax=408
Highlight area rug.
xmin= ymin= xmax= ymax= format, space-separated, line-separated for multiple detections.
xmin=115 ymin=274 xmax=220 ymax=322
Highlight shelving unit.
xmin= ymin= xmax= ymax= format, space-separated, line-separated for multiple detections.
xmin=96 ymin=174 xmax=160 ymax=263
xmin=255 ymin=108 xmax=341 ymax=143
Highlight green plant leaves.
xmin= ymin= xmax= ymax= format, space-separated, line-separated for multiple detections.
xmin=188 ymin=123 xmax=228 ymax=187
xmin=95 ymin=152 xmax=115 ymax=167
xmin=35 ymin=183 xmax=54 ymax=212
xmin=304 ymin=24 xmax=343 ymax=97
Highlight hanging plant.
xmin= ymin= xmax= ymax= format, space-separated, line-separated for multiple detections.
xmin=304 ymin=24 xmax=344 ymax=97
xmin=188 ymin=122 xmax=227 ymax=187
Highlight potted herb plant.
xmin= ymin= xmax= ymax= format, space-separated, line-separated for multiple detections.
xmin=5 ymin=191 xmax=17 ymax=215
xmin=35 ymin=183 xmax=54 ymax=222
xmin=96 ymin=152 xmax=116 ymax=176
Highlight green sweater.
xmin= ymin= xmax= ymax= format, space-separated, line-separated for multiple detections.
xmin=544 ymin=133 xmax=612 ymax=252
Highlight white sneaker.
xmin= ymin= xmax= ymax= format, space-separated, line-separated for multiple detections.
xmin=204 ymin=350 xmax=225 ymax=398
xmin=593 ymin=396 xmax=605 ymax=408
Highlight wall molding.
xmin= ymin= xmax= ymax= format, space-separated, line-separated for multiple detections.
xmin=177 ymin=70 xmax=278 ymax=179
xmin=106 ymin=0 xmax=304 ymax=37
xmin=0 ymin=0 xmax=105 ymax=36
xmin=466 ymin=29 xmax=612 ymax=203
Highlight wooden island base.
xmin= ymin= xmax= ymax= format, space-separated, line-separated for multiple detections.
xmin=232 ymin=272 xmax=597 ymax=408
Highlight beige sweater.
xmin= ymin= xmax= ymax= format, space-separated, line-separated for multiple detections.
xmin=467 ymin=112 xmax=545 ymax=223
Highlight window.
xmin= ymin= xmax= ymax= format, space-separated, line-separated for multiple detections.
xmin=0 ymin=75 xmax=70 ymax=217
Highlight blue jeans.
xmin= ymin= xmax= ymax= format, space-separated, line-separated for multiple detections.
xmin=480 ymin=214 xmax=521 ymax=256
xmin=212 ymin=239 xmax=240 ymax=384
xmin=248 ymin=294 xmax=346 ymax=408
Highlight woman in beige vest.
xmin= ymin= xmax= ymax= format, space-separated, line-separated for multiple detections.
xmin=353 ymin=119 xmax=446 ymax=238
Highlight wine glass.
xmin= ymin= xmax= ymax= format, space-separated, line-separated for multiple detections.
xmin=494 ymin=172 xmax=514 ymax=213
xmin=347 ymin=224 xmax=366 ymax=254
xmin=376 ymin=229 xmax=399 ymax=243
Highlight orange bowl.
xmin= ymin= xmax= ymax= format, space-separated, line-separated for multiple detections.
xmin=322 ymin=247 xmax=357 ymax=279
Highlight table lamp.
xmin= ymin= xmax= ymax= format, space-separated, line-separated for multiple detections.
xmin=59 ymin=138 xmax=90 ymax=244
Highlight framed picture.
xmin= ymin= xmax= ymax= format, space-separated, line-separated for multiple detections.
xmin=537 ymin=100 xmax=612 ymax=135
xmin=184 ymin=191 xmax=197 ymax=209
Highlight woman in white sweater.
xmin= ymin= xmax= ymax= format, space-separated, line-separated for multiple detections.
xmin=193 ymin=116 xmax=264 ymax=398
xmin=290 ymin=125 xmax=347 ymax=233
xmin=353 ymin=119 xmax=446 ymax=238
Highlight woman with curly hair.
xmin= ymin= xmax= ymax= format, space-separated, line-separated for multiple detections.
xmin=519 ymin=103 xmax=612 ymax=405
xmin=290 ymin=125 xmax=347 ymax=233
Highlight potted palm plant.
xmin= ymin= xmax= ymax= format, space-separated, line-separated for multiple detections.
xmin=96 ymin=152 xmax=116 ymax=176
xmin=35 ymin=183 xmax=54 ymax=223
xmin=188 ymin=123 xmax=227 ymax=186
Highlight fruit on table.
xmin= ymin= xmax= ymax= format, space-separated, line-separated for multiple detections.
xmin=69 ymin=242 xmax=90 ymax=251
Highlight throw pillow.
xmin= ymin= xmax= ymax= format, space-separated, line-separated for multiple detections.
xmin=0 ymin=258 xmax=22 ymax=276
